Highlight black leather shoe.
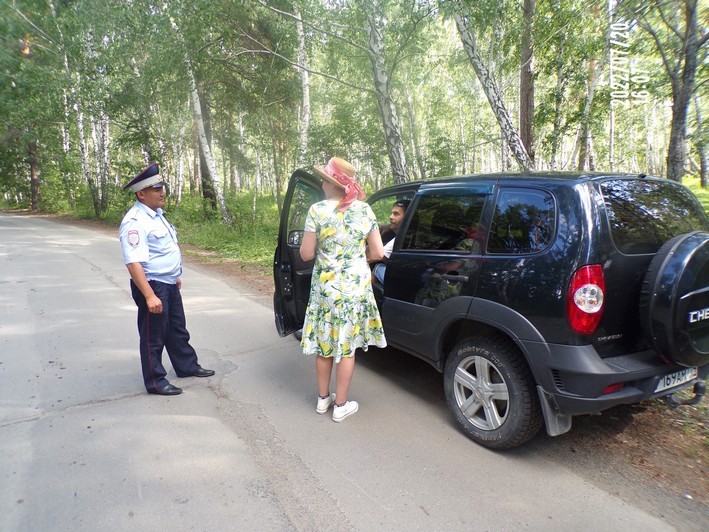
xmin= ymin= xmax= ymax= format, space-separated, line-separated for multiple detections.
xmin=149 ymin=384 xmax=183 ymax=396
xmin=187 ymin=367 xmax=215 ymax=378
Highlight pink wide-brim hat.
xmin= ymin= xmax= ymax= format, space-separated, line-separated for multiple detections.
xmin=313 ymin=157 xmax=356 ymax=189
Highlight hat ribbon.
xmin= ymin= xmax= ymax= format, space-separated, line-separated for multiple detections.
xmin=325 ymin=159 xmax=364 ymax=210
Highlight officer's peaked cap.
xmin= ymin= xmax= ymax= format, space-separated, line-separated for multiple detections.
xmin=123 ymin=163 xmax=166 ymax=192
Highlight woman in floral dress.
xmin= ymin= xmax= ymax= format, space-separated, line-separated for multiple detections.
xmin=300 ymin=157 xmax=386 ymax=422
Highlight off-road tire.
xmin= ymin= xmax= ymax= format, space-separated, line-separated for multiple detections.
xmin=444 ymin=337 xmax=543 ymax=450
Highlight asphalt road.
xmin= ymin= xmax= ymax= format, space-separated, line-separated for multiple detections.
xmin=0 ymin=213 xmax=689 ymax=531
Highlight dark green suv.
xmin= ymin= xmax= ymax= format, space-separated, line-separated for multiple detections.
xmin=274 ymin=171 xmax=709 ymax=449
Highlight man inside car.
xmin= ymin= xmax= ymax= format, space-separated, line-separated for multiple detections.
xmin=370 ymin=199 xmax=410 ymax=286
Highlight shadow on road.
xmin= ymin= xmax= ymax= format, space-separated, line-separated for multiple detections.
xmin=357 ymin=345 xmax=446 ymax=404
xmin=357 ymin=344 xmax=644 ymax=455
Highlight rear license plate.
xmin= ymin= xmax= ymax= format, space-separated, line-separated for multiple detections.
xmin=655 ymin=367 xmax=698 ymax=393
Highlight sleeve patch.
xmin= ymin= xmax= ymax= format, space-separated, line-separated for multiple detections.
xmin=127 ymin=230 xmax=140 ymax=247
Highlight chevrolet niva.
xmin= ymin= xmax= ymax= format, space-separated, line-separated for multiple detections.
xmin=274 ymin=171 xmax=708 ymax=449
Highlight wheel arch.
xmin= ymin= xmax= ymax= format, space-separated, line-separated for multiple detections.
xmin=435 ymin=298 xmax=551 ymax=383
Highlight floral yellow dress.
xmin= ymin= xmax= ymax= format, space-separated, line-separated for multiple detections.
xmin=301 ymin=199 xmax=387 ymax=361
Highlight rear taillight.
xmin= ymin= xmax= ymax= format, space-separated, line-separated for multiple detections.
xmin=567 ymin=265 xmax=605 ymax=335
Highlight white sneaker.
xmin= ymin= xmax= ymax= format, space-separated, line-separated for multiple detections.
xmin=316 ymin=393 xmax=335 ymax=414
xmin=332 ymin=400 xmax=359 ymax=422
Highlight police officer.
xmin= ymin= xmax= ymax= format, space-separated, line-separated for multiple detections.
xmin=119 ymin=163 xmax=214 ymax=395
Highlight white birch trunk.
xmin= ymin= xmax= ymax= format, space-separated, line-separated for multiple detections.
xmin=238 ymin=113 xmax=246 ymax=191
xmin=694 ymin=94 xmax=708 ymax=186
xmin=294 ymin=5 xmax=310 ymax=167
xmin=359 ymin=0 xmax=409 ymax=183
xmin=574 ymin=56 xmax=606 ymax=171
xmin=550 ymin=48 xmax=566 ymax=171
xmin=92 ymin=110 xmax=111 ymax=203
xmin=188 ymin=81 xmax=232 ymax=224
xmin=48 ymin=0 xmax=74 ymax=209
xmin=61 ymin=88 xmax=71 ymax=152
xmin=172 ymin=17 xmax=231 ymax=224
xmin=458 ymin=102 xmax=466 ymax=174
xmin=519 ymin=0 xmax=536 ymax=164
xmin=74 ymin=93 xmax=100 ymax=216
xmin=405 ymin=88 xmax=426 ymax=179
xmin=452 ymin=6 xmax=534 ymax=171
xmin=253 ymin=151 xmax=261 ymax=221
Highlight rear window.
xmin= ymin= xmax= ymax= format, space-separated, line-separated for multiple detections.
xmin=601 ymin=179 xmax=709 ymax=254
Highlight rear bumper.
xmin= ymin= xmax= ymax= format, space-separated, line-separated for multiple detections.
xmin=523 ymin=342 xmax=709 ymax=415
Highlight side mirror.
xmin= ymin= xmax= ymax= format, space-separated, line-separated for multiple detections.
xmin=288 ymin=230 xmax=304 ymax=246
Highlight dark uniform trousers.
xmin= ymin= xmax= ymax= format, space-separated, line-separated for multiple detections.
xmin=131 ymin=280 xmax=201 ymax=393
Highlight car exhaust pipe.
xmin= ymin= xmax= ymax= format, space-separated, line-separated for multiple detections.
xmin=663 ymin=381 xmax=706 ymax=409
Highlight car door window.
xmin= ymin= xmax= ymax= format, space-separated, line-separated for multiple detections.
xmin=369 ymin=191 xmax=417 ymax=246
xmin=369 ymin=194 xmax=412 ymax=224
xmin=401 ymin=193 xmax=486 ymax=252
xmin=286 ymin=181 xmax=322 ymax=245
xmin=487 ymin=188 xmax=555 ymax=254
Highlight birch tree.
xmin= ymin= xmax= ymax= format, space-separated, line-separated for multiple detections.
xmin=294 ymin=4 xmax=311 ymax=168
xmin=621 ymin=0 xmax=707 ymax=182
xmin=519 ymin=0 xmax=536 ymax=164
xmin=188 ymin=58 xmax=232 ymax=224
xmin=695 ymin=94 xmax=707 ymax=187
xmin=172 ymin=16 xmax=232 ymax=225
xmin=84 ymin=30 xmax=112 ymax=213
xmin=576 ymin=65 xmax=602 ymax=171
xmin=449 ymin=1 xmax=534 ymax=171
xmin=356 ymin=0 xmax=410 ymax=183
xmin=47 ymin=0 xmax=73 ymax=189
xmin=248 ymin=0 xmax=415 ymax=183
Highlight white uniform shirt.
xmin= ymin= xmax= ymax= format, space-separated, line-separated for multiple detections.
xmin=119 ymin=201 xmax=182 ymax=284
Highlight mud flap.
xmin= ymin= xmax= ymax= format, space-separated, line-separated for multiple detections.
xmin=537 ymin=386 xmax=573 ymax=437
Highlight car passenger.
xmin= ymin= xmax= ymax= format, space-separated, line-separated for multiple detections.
xmin=370 ymin=199 xmax=410 ymax=286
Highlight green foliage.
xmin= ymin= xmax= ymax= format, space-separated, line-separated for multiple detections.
xmin=0 ymin=0 xmax=67 ymax=210
xmin=0 ymin=0 xmax=706 ymax=218
xmin=102 ymin=187 xmax=138 ymax=224
xmin=170 ymin=193 xmax=280 ymax=267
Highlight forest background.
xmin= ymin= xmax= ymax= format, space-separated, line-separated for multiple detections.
xmin=1 ymin=0 xmax=707 ymax=272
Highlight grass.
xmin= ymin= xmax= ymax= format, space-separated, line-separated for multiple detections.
xmin=168 ymin=193 xmax=280 ymax=271
xmin=653 ymin=377 xmax=709 ymax=446
xmin=684 ymin=176 xmax=709 ymax=212
xmin=178 ymin=218 xmax=278 ymax=271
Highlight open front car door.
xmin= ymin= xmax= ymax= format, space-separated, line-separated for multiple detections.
xmin=273 ymin=170 xmax=323 ymax=337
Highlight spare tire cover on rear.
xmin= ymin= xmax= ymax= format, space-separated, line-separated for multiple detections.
xmin=640 ymin=231 xmax=709 ymax=367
